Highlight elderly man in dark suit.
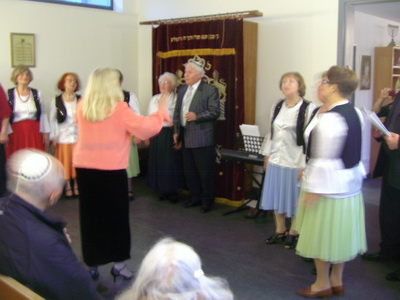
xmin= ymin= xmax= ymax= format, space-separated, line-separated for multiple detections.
xmin=173 ymin=61 xmax=220 ymax=213
xmin=0 ymin=149 xmax=101 ymax=299
xmin=362 ymin=91 xmax=400 ymax=281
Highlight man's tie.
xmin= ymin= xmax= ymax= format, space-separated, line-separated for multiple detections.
xmin=181 ymin=86 xmax=194 ymax=126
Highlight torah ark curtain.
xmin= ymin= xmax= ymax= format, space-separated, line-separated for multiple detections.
xmin=152 ymin=19 xmax=245 ymax=202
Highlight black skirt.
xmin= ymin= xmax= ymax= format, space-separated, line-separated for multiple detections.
xmin=147 ymin=127 xmax=184 ymax=193
xmin=76 ymin=168 xmax=130 ymax=266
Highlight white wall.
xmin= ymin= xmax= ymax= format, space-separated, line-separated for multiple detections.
xmin=0 ymin=0 xmax=139 ymax=112
xmin=2 ymin=0 xmax=394 ymax=171
xmin=0 ymin=0 xmax=339 ymax=124
xmin=353 ymin=11 xmax=400 ymax=171
xmin=137 ymin=0 xmax=339 ymax=136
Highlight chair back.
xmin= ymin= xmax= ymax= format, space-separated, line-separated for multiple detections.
xmin=0 ymin=274 xmax=44 ymax=300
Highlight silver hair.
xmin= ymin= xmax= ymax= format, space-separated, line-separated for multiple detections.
xmin=117 ymin=237 xmax=234 ymax=300
xmin=186 ymin=62 xmax=205 ymax=78
xmin=158 ymin=72 xmax=178 ymax=88
xmin=7 ymin=149 xmax=65 ymax=203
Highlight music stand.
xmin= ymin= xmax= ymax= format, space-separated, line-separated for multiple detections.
xmin=242 ymin=135 xmax=264 ymax=154
xmin=222 ymin=134 xmax=265 ymax=216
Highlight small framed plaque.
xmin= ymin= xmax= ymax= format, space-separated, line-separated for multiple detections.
xmin=10 ymin=33 xmax=36 ymax=67
xmin=360 ymin=55 xmax=371 ymax=90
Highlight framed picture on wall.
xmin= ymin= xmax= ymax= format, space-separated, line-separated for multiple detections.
xmin=10 ymin=33 xmax=36 ymax=67
xmin=360 ymin=55 xmax=371 ymax=90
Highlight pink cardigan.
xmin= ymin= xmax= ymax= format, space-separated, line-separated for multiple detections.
xmin=73 ymin=101 xmax=170 ymax=170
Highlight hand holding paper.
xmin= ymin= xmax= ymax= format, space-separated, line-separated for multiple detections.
xmin=362 ymin=107 xmax=392 ymax=137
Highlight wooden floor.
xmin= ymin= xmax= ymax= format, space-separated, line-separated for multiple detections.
xmin=48 ymin=177 xmax=400 ymax=299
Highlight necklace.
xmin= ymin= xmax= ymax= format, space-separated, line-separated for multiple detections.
xmin=63 ymin=93 xmax=75 ymax=99
xmin=285 ymin=98 xmax=301 ymax=108
xmin=285 ymin=101 xmax=298 ymax=108
xmin=16 ymin=88 xmax=31 ymax=103
xmin=63 ymin=93 xmax=76 ymax=102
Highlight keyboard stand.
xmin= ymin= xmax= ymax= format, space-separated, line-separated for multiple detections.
xmin=220 ymin=149 xmax=265 ymax=216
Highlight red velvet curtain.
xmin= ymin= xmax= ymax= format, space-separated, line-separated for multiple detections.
xmin=152 ymin=19 xmax=245 ymax=201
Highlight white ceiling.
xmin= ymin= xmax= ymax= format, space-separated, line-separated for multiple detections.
xmin=355 ymin=2 xmax=400 ymax=24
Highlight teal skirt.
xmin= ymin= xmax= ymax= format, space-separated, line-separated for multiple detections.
xmin=126 ymin=142 xmax=140 ymax=178
xmin=296 ymin=190 xmax=367 ymax=263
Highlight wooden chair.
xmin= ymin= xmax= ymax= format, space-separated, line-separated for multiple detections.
xmin=0 ymin=274 xmax=44 ymax=300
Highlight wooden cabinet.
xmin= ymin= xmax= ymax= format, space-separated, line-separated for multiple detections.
xmin=373 ymin=47 xmax=400 ymax=101
xmin=370 ymin=46 xmax=400 ymax=176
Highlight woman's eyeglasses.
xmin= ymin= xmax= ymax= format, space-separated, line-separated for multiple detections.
xmin=320 ymin=79 xmax=330 ymax=85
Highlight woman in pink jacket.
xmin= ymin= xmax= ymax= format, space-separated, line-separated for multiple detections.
xmin=73 ymin=68 xmax=169 ymax=281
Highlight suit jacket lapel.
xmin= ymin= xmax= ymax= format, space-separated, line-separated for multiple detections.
xmin=177 ymin=86 xmax=188 ymax=109
xmin=189 ymin=81 xmax=203 ymax=111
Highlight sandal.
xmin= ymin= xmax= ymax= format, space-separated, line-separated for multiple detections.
xmin=265 ymin=230 xmax=287 ymax=244
xmin=284 ymin=234 xmax=299 ymax=249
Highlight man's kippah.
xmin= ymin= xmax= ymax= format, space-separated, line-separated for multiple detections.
xmin=10 ymin=149 xmax=52 ymax=182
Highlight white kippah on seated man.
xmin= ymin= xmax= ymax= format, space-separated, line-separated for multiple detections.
xmin=0 ymin=149 xmax=101 ymax=300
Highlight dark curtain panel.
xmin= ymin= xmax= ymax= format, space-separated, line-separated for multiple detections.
xmin=152 ymin=19 xmax=245 ymax=201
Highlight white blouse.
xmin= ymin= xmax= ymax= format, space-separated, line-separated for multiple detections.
xmin=147 ymin=93 xmax=176 ymax=127
xmin=301 ymin=101 xmax=366 ymax=198
xmin=11 ymin=89 xmax=50 ymax=133
xmin=49 ymin=96 xmax=78 ymax=144
xmin=260 ymin=99 xmax=316 ymax=169
xmin=127 ymin=92 xmax=140 ymax=115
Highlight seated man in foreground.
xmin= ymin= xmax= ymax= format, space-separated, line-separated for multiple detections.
xmin=0 ymin=149 xmax=100 ymax=300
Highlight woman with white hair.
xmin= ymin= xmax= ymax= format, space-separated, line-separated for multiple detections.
xmin=117 ymin=238 xmax=234 ymax=300
xmin=73 ymin=68 xmax=170 ymax=281
xmin=147 ymin=72 xmax=183 ymax=202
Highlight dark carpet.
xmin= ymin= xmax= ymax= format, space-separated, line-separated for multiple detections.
xmin=48 ymin=177 xmax=400 ymax=299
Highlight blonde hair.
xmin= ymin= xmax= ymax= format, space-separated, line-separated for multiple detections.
xmin=82 ymin=68 xmax=123 ymax=122
xmin=10 ymin=65 xmax=33 ymax=85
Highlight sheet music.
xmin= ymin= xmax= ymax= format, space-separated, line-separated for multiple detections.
xmin=362 ymin=107 xmax=392 ymax=137
xmin=239 ymin=124 xmax=260 ymax=136
xmin=239 ymin=124 xmax=263 ymax=153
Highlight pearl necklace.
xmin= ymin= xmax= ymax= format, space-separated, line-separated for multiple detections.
xmin=16 ymin=88 xmax=31 ymax=103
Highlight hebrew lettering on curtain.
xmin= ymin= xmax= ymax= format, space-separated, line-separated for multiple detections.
xmin=152 ymin=19 xmax=245 ymax=201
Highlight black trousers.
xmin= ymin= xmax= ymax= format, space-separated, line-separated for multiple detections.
xmin=379 ymin=174 xmax=400 ymax=257
xmin=76 ymin=168 xmax=130 ymax=266
xmin=182 ymin=145 xmax=216 ymax=209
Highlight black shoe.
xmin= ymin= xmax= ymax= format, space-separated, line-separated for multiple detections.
xmin=386 ymin=269 xmax=400 ymax=281
xmin=202 ymin=207 xmax=211 ymax=213
xmin=264 ymin=231 xmax=287 ymax=244
xmin=110 ymin=265 xmax=133 ymax=283
xmin=361 ymin=252 xmax=392 ymax=262
xmin=183 ymin=201 xmax=201 ymax=208
xmin=284 ymin=234 xmax=299 ymax=249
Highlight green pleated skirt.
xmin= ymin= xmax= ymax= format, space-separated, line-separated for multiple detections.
xmin=296 ymin=190 xmax=367 ymax=263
